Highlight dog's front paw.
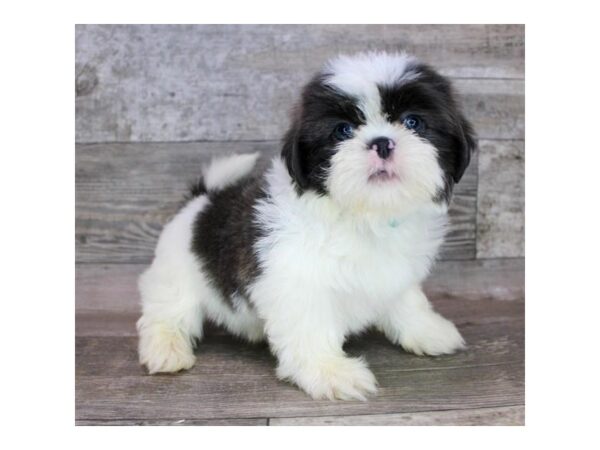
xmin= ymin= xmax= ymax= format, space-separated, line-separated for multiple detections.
xmin=399 ymin=313 xmax=466 ymax=356
xmin=137 ymin=318 xmax=196 ymax=374
xmin=278 ymin=356 xmax=378 ymax=401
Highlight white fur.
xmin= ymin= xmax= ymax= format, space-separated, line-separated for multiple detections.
xmin=377 ymin=285 xmax=466 ymax=356
xmin=203 ymin=151 xmax=260 ymax=191
xmin=247 ymin=159 xmax=460 ymax=400
xmin=137 ymin=154 xmax=265 ymax=374
xmin=325 ymin=52 xmax=419 ymax=98
xmin=325 ymin=52 xmax=419 ymax=124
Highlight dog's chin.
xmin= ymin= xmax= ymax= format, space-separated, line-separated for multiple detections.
xmin=325 ymin=173 xmax=432 ymax=217
xmin=367 ymin=161 xmax=400 ymax=183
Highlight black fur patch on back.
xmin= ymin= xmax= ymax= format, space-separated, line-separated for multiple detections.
xmin=190 ymin=163 xmax=266 ymax=309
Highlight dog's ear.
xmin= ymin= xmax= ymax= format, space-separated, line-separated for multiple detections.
xmin=281 ymin=119 xmax=309 ymax=190
xmin=452 ymin=114 xmax=477 ymax=184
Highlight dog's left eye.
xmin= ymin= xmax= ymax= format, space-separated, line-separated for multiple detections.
xmin=402 ymin=115 xmax=424 ymax=131
xmin=333 ymin=122 xmax=354 ymax=140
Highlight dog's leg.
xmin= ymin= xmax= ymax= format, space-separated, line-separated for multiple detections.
xmin=136 ymin=263 xmax=203 ymax=374
xmin=253 ymin=287 xmax=377 ymax=401
xmin=378 ymin=285 xmax=466 ymax=356
xmin=136 ymin=197 xmax=208 ymax=374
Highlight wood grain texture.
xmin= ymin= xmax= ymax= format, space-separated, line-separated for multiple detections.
xmin=76 ymin=297 xmax=523 ymax=421
xmin=76 ymin=24 xmax=524 ymax=143
xmin=457 ymin=78 xmax=524 ymax=140
xmin=76 ymin=141 xmax=478 ymax=264
xmin=76 ymin=418 xmax=267 ymax=426
xmin=270 ymin=405 xmax=524 ymax=426
xmin=477 ymin=140 xmax=525 ymax=258
xmin=428 ymin=258 xmax=524 ymax=302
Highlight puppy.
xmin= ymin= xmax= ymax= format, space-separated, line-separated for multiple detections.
xmin=137 ymin=52 xmax=476 ymax=400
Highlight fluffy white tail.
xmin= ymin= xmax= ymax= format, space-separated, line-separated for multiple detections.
xmin=202 ymin=152 xmax=260 ymax=191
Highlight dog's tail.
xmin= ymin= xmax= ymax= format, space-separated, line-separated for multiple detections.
xmin=186 ymin=152 xmax=261 ymax=200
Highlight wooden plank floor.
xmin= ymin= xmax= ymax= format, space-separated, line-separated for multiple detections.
xmin=75 ymin=258 xmax=524 ymax=426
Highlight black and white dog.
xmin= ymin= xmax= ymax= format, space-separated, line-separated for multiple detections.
xmin=137 ymin=52 xmax=476 ymax=400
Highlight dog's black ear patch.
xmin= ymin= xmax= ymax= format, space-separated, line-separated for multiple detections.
xmin=452 ymin=113 xmax=477 ymax=184
xmin=281 ymin=115 xmax=309 ymax=191
xmin=282 ymin=74 xmax=366 ymax=194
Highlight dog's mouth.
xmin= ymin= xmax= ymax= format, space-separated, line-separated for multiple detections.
xmin=368 ymin=167 xmax=399 ymax=183
xmin=366 ymin=149 xmax=399 ymax=183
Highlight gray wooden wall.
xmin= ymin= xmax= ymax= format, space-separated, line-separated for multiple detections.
xmin=75 ymin=24 xmax=524 ymax=264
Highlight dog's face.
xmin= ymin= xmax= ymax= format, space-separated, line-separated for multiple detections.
xmin=282 ymin=53 xmax=476 ymax=214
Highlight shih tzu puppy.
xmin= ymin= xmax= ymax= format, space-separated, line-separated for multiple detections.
xmin=137 ymin=52 xmax=476 ymax=400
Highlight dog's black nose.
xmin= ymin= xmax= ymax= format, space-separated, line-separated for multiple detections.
xmin=368 ymin=137 xmax=395 ymax=159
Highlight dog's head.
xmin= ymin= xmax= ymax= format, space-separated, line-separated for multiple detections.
xmin=282 ymin=52 xmax=476 ymax=214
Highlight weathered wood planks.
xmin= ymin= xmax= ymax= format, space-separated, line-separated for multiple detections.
xmin=427 ymin=258 xmax=524 ymax=302
xmin=477 ymin=140 xmax=525 ymax=258
xmin=75 ymin=141 xmax=480 ymax=263
xmin=270 ymin=405 xmax=524 ymax=426
xmin=76 ymin=418 xmax=267 ymax=426
xmin=76 ymin=299 xmax=523 ymax=422
xmin=75 ymin=256 xmax=526 ymax=426
xmin=75 ymin=258 xmax=524 ymax=424
xmin=76 ymin=24 xmax=524 ymax=143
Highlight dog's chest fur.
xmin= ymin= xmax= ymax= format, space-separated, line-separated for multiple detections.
xmin=250 ymin=159 xmax=447 ymax=329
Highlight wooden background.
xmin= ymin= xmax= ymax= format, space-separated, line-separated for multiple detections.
xmin=75 ymin=24 xmax=525 ymax=426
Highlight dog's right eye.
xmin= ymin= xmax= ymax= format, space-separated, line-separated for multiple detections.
xmin=333 ymin=122 xmax=354 ymax=141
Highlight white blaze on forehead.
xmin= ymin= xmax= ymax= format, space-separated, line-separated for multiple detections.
xmin=325 ymin=52 xmax=419 ymax=93
xmin=323 ymin=52 xmax=420 ymax=122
